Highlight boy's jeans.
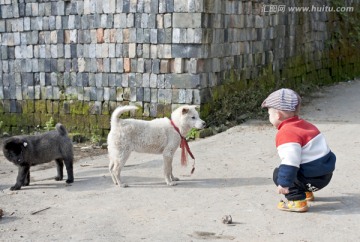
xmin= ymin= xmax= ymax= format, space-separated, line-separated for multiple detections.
xmin=273 ymin=168 xmax=333 ymax=201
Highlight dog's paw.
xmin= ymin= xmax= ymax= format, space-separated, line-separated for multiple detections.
xmin=10 ymin=185 xmax=21 ymax=191
xmin=166 ymin=181 xmax=177 ymax=186
xmin=66 ymin=178 xmax=74 ymax=184
xmin=171 ymin=177 xmax=180 ymax=181
xmin=55 ymin=176 xmax=63 ymax=181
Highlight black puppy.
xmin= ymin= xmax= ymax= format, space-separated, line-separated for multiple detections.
xmin=2 ymin=123 xmax=74 ymax=190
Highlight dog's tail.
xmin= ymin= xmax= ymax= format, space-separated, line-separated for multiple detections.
xmin=110 ymin=106 xmax=138 ymax=127
xmin=55 ymin=123 xmax=68 ymax=136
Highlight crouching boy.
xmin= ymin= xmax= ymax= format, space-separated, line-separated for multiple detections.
xmin=262 ymin=88 xmax=336 ymax=212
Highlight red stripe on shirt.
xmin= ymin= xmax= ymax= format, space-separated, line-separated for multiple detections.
xmin=276 ymin=116 xmax=320 ymax=147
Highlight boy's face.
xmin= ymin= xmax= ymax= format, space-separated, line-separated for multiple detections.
xmin=268 ymin=108 xmax=282 ymax=128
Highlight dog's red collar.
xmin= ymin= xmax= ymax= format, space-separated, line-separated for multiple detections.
xmin=170 ymin=119 xmax=195 ymax=174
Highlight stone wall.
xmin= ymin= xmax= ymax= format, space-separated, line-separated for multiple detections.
xmin=1 ymin=0 xmax=360 ymax=136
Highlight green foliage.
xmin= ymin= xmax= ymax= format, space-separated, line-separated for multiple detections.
xmin=204 ymin=87 xmax=270 ymax=127
xmin=329 ymin=0 xmax=360 ymax=47
xmin=71 ymin=133 xmax=88 ymax=143
xmin=44 ymin=117 xmax=55 ymax=131
xmin=90 ymin=134 xmax=102 ymax=144
xmin=186 ymin=128 xmax=198 ymax=140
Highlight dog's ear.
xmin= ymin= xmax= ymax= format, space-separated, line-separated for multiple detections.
xmin=182 ymin=107 xmax=189 ymax=115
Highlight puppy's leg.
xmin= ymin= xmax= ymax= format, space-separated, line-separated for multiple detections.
xmin=11 ymin=165 xmax=30 ymax=190
xmin=63 ymin=158 xmax=74 ymax=183
xmin=55 ymin=159 xmax=64 ymax=181
xmin=109 ymin=149 xmax=131 ymax=188
xmin=163 ymin=151 xmax=177 ymax=186
xmin=24 ymin=170 xmax=30 ymax=186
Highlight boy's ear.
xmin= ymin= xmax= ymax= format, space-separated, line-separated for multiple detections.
xmin=276 ymin=111 xmax=285 ymax=120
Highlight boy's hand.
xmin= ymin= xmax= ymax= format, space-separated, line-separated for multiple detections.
xmin=277 ymin=185 xmax=289 ymax=194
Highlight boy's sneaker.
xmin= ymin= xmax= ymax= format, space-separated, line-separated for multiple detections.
xmin=277 ymin=200 xmax=308 ymax=212
xmin=305 ymin=191 xmax=314 ymax=201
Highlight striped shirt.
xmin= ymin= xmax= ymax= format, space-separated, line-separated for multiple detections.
xmin=276 ymin=116 xmax=336 ymax=187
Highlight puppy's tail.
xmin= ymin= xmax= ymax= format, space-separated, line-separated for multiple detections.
xmin=110 ymin=106 xmax=138 ymax=127
xmin=55 ymin=123 xmax=69 ymax=136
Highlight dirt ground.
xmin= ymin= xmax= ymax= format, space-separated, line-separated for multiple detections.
xmin=1 ymin=80 xmax=360 ymax=241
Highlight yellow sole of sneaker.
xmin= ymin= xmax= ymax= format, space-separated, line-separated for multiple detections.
xmin=277 ymin=200 xmax=309 ymax=212
xmin=278 ymin=206 xmax=309 ymax=212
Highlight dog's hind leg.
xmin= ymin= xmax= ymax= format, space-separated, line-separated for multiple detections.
xmin=11 ymin=165 xmax=30 ymax=190
xmin=55 ymin=159 xmax=64 ymax=181
xmin=108 ymin=158 xmax=119 ymax=185
xmin=63 ymin=158 xmax=74 ymax=183
xmin=109 ymin=150 xmax=130 ymax=187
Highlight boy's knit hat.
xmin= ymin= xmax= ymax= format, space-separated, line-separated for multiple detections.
xmin=261 ymin=88 xmax=301 ymax=112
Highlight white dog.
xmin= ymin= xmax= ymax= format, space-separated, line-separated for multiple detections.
xmin=107 ymin=105 xmax=206 ymax=187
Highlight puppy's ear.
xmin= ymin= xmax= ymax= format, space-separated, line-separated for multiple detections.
xmin=182 ymin=107 xmax=189 ymax=115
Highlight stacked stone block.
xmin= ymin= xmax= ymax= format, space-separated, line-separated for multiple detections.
xmin=0 ymin=0 xmax=359 ymax=135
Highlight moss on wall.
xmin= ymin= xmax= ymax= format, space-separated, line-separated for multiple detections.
xmin=202 ymin=43 xmax=360 ymax=127
xmin=201 ymin=1 xmax=360 ymax=127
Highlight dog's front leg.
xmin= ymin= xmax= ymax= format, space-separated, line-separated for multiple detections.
xmin=163 ymin=154 xmax=177 ymax=186
xmin=11 ymin=165 xmax=30 ymax=190
xmin=24 ymin=170 xmax=30 ymax=186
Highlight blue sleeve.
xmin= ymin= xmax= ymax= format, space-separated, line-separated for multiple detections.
xmin=277 ymin=164 xmax=299 ymax=187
